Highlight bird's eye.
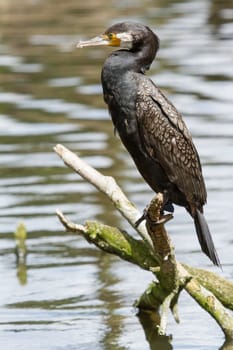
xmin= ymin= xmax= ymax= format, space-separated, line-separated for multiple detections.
xmin=108 ymin=33 xmax=115 ymax=40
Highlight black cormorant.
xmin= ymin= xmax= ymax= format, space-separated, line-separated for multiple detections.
xmin=77 ymin=22 xmax=220 ymax=266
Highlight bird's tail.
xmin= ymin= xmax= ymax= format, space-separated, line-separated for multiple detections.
xmin=194 ymin=209 xmax=221 ymax=267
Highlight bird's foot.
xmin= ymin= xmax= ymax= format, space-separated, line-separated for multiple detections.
xmin=135 ymin=208 xmax=173 ymax=227
xmin=158 ymin=201 xmax=174 ymax=224
xmin=156 ymin=213 xmax=173 ymax=224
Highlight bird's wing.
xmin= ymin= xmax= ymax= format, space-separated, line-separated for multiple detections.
xmin=135 ymin=78 xmax=207 ymax=205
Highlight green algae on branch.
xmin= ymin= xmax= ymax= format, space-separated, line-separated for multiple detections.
xmin=56 ymin=210 xmax=158 ymax=271
xmin=86 ymin=221 xmax=158 ymax=270
xmin=184 ymin=264 xmax=233 ymax=310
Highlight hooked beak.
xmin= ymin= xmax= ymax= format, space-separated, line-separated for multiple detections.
xmin=77 ymin=34 xmax=121 ymax=48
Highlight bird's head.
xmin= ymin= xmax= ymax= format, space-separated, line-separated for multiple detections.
xmin=77 ymin=22 xmax=159 ymax=55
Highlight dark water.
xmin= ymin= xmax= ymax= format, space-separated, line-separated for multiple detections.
xmin=0 ymin=0 xmax=233 ymax=349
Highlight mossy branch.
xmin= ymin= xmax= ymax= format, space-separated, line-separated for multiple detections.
xmin=54 ymin=143 xmax=233 ymax=339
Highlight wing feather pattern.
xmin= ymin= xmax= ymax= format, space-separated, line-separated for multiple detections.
xmin=135 ymin=77 xmax=207 ymax=207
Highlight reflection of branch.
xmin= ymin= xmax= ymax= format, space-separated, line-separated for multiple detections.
xmin=14 ymin=222 xmax=27 ymax=285
xmin=54 ymin=143 xmax=233 ymax=339
xmin=137 ymin=310 xmax=173 ymax=350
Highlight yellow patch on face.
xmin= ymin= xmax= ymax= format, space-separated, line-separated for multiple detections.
xmin=105 ymin=33 xmax=121 ymax=47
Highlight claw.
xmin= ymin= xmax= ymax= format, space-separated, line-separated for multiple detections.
xmin=135 ymin=208 xmax=148 ymax=227
xmin=156 ymin=213 xmax=173 ymax=224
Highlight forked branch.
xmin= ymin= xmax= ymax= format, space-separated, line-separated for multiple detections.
xmin=54 ymin=143 xmax=233 ymax=339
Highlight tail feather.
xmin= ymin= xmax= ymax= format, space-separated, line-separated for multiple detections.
xmin=194 ymin=209 xmax=221 ymax=267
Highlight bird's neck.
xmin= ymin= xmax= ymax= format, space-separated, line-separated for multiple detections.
xmin=101 ymin=42 xmax=157 ymax=105
xmin=103 ymin=45 xmax=156 ymax=78
xmin=133 ymin=42 xmax=157 ymax=73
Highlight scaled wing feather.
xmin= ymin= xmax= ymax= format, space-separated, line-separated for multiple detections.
xmin=135 ymin=78 xmax=207 ymax=206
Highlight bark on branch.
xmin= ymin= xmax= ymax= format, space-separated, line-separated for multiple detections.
xmin=54 ymin=143 xmax=233 ymax=339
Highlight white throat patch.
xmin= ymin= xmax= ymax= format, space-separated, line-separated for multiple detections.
xmin=116 ymin=32 xmax=133 ymax=49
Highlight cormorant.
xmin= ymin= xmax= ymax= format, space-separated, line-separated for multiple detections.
xmin=77 ymin=22 xmax=220 ymax=266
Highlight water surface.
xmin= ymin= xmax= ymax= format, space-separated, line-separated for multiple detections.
xmin=0 ymin=0 xmax=233 ymax=349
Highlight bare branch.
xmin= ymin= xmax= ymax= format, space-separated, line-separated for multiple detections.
xmin=54 ymin=144 xmax=153 ymax=250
